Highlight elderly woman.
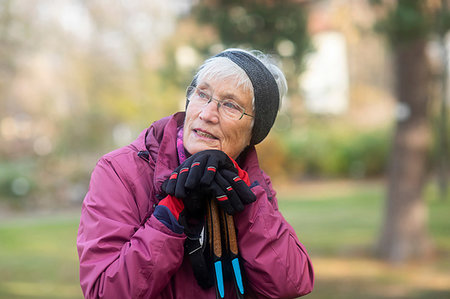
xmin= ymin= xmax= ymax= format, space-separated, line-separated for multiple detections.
xmin=77 ymin=49 xmax=314 ymax=298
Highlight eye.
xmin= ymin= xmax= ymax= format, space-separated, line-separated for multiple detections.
xmin=222 ymin=100 xmax=242 ymax=111
xmin=197 ymin=90 xmax=210 ymax=100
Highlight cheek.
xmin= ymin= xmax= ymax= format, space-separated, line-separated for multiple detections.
xmin=183 ymin=109 xmax=194 ymax=140
xmin=239 ymin=120 xmax=253 ymax=140
xmin=241 ymin=127 xmax=252 ymax=147
xmin=224 ymin=122 xmax=252 ymax=149
xmin=184 ymin=106 xmax=198 ymax=130
xmin=241 ymin=123 xmax=253 ymax=148
xmin=184 ymin=106 xmax=194 ymax=123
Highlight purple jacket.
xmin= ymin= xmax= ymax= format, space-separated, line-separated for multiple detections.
xmin=77 ymin=112 xmax=314 ymax=298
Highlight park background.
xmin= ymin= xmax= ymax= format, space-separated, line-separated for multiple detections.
xmin=1 ymin=0 xmax=449 ymax=298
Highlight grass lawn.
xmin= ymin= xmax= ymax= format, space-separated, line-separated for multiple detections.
xmin=277 ymin=180 xmax=450 ymax=299
xmin=0 ymin=212 xmax=82 ymax=298
xmin=0 ymin=180 xmax=449 ymax=298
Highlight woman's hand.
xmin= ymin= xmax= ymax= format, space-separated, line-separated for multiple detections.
xmin=163 ymin=149 xmax=256 ymax=215
xmin=164 ymin=150 xmax=236 ymax=198
xmin=207 ymin=169 xmax=256 ymax=214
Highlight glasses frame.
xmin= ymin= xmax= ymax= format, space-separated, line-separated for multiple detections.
xmin=186 ymin=86 xmax=254 ymax=120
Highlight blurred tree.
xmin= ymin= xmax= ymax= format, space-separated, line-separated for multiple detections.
xmin=436 ymin=2 xmax=450 ymax=201
xmin=0 ymin=1 xmax=16 ymax=101
xmin=0 ymin=0 xmax=188 ymax=207
xmin=372 ymin=0 xmax=450 ymax=263
xmin=190 ymin=0 xmax=311 ymax=94
xmin=0 ymin=0 xmax=38 ymax=156
xmin=177 ymin=0 xmax=312 ymax=174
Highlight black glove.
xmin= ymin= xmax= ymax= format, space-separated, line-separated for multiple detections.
xmin=208 ymin=169 xmax=257 ymax=215
xmin=164 ymin=150 xmax=236 ymax=199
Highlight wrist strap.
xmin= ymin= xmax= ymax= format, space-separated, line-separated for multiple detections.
xmin=184 ymin=226 xmax=214 ymax=289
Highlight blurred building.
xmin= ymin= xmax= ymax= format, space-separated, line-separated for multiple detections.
xmin=301 ymin=31 xmax=349 ymax=114
xmin=299 ymin=0 xmax=395 ymax=129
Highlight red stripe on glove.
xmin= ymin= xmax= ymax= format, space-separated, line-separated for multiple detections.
xmin=228 ymin=156 xmax=251 ymax=186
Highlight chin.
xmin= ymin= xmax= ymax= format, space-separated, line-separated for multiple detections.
xmin=186 ymin=144 xmax=220 ymax=155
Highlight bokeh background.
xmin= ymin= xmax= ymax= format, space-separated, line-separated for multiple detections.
xmin=1 ymin=0 xmax=449 ymax=298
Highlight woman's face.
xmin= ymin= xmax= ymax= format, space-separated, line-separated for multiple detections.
xmin=183 ymin=77 xmax=253 ymax=160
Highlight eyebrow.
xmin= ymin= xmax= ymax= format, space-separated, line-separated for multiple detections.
xmin=221 ymin=92 xmax=239 ymax=101
xmin=198 ymin=81 xmax=246 ymax=106
xmin=197 ymin=82 xmax=211 ymax=90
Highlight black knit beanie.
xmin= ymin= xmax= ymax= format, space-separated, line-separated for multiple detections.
xmin=186 ymin=50 xmax=280 ymax=145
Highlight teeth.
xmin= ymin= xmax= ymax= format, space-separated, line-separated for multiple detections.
xmin=197 ymin=130 xmax=215 ymax=139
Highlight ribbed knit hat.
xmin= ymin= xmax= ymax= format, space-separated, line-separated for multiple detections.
xmin=187 ymin=50 xmax=280 ymax=145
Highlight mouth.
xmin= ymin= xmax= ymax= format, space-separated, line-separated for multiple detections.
xmin=194 ymin=129 xmax=218 ymax=140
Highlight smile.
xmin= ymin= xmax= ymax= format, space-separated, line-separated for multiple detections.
xmin=194 ymin=129 xmax=218 ymax=140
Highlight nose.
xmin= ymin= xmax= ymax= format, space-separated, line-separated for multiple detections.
xmin=199 ymin=99 xmax=220 ymax=123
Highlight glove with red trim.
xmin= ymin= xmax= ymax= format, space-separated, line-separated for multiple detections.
xmin=163 ymin=150 xmax=236 ymax=212
xmin=163 ymin=149 xmax=256 ymax=216
xmin=154 ymin=193 xmax=206 ymax=236
xmin=208 ymin=162 xmax=256 ymax=215
xmin=153 ymin=194 xmax=185 ymax=234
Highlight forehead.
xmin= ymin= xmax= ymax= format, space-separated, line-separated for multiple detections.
xmin=196 ymin=57 xmax=253 ymax=95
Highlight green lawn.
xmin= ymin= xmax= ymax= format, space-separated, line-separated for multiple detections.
xmin=0 ymin=213 xmax=82 ymax=299
xmin=0 ymin=181 xmax=449 ymax=298
xmin=278 ymin=180 xmax=450 ymax=299
xmin=279 ymin=181 xmax=384 ymax=256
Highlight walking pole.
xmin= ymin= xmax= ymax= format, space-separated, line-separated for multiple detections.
xmin=207 ymin=199 xmax=225 ymax=298
xmin=221 ymin=210 xmax=245 ymax=299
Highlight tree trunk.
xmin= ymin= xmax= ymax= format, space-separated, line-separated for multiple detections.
xmin=438 ymin=34 xmax=449 ymax=200
xmin=377 ymin=39 xmax=433 ymax=263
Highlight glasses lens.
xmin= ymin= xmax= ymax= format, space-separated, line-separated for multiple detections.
xmin=186 ymin=86 xmax=246 ymax=120
xmin=220 ymin=100 xmax=243 ymax=120
xmin=186 ymin=86 xmax=196 ymax=99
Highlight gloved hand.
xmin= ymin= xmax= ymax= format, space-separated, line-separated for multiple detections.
xmin=163 ymin=149 xmax=256 ymax=215
xmin=208 ymin=167 xmax=256 ymax=215
xmin=153 ymin=194 xmax=185 ymax=234
xmin=154 ymin=193 xmax=206 ymax=235
xmin=163 ymin=150 xmax=236 ymax=199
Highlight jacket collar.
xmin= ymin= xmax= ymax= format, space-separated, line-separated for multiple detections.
xmin=147 ymin=112 xmax=185 ymax=196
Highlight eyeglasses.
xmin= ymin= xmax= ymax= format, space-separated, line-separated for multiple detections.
xmin=186 ymin=86 xmax=254 ymax=120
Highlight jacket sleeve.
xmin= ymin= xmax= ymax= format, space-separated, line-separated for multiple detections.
xmin=234 ymin=173 xmax=314 ymax=298
xmin=77 ymin=157 xmax=186 ymax=298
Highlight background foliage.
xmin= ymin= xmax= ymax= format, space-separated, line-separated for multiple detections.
xmin=1 ymin=0 xmax=449 ymax=297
